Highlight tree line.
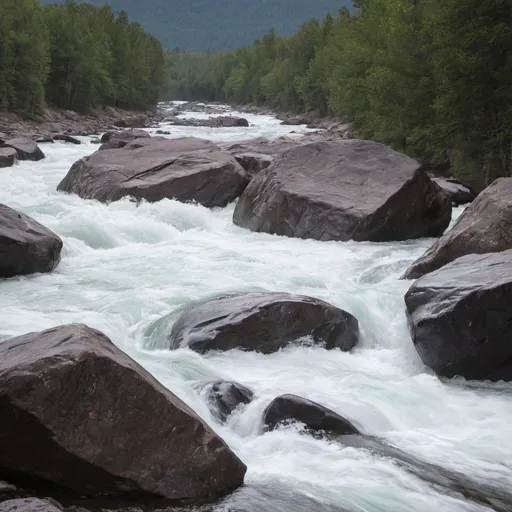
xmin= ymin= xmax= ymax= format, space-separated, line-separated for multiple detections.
xmin=0 ymin=0 xmax=165 ymax=114
xmin=165 ymin=0 xmax=512 ymax=190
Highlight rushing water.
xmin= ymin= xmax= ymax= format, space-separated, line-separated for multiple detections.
xmin=1 ymin=104 xmax=511 ymax=512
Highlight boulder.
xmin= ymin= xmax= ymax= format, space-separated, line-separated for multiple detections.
xmin=280 ymin=116 xmax=311 ymax=126
xmin=99 ymin=129 xmax=151 ymax=150
xmin=0 ymin=137 xmax=44 ymax=161
xmin=0 ymin=204 xmax=62 ymax=278
xmin=233 ymin=140 xmax=452 ymax=242
xmin=0 ymin=148 xmax=18 ymax=168
xmin=0 ymin=324 xmax=246 ymax=499
xmin=53 ymin=134 xmax=81 ymax=145
xmin=0 ymin=499 xmax=62 ymax=512
xmin=169 ymin=292 xmax=359 ymax=354
xmin=57 ymin=137 xmax=248 ymax=207
xmin=403 ymin=178 xmax=512 ymax=279
xmin=263 ymin=394 xmax=360 ymax=435
xmin=432 ymin=177 xmax=475 ymax=205
xmin=213 ymin=117 xmax=249 ymax=128
xmin=113 ymin=115 xmax=148 ymax=128
xmin=203 ymin=381 xmax=254 ymax=422
xmin=405 ymin=250 xmax=512 ymax=381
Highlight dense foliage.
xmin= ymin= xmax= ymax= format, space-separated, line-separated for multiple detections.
xmin=0 ymin=0 xmax=165 ymax=113
xmin=39 ymin=0 xmax=351 ymax=52
xmin=166 ymin=0 xmax=512 ymax=189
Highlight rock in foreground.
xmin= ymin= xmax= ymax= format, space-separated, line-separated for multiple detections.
xmin=405 ymin=250 xmax=512 ymax=381
xmin=0 ymin=324 xmax=246 ymax=499
xmin=203 ymin=380 xmax=254 ymax=422
xmin=263 ymin=394 xmax=360 ymax=435
xmin=0 ymin=499 xmax=62 ymax=512
xmin=57 ymin=137 xmax=248 ymax=207
xmin=170 ymin=292 xmax=359 ymax=354
xmin=0 ymin=204 xmax=62 ymax=278
xmin=0 ymin=137 xmax=45 ymax=161
xmin=0 ymin=148 xmax=17 ymax=168
xmin=233 ymin=140 xmax=451 ymax=242
xmin=404 ymin=178 xmax=512 ymax=279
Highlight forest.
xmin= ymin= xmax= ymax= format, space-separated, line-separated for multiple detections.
xmin=165 ymin=0 xmax=512 ymax=189
xmin=0 ymin=0 xmax=165 ymax=114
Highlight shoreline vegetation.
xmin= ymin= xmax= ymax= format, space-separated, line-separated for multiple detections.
xmin=164 ymin=0 xmax=512 ymax=192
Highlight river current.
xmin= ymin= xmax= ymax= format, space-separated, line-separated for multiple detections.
xmin=1 ymin=104 xmax=511 ymax=512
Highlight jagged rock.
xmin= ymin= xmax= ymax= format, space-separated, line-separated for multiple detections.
xmin=0 ymin=499 xmax=62 ymax=512
xmin=169 ymin=292 xmax=359 ymax=354
xmin=58 ymin=137 xmax=248 ymax=207
xmin=203 ymin=381 xmax=254 ymax=422
xmin=0 ymin=204 xmax=62 ymax=278
xmin=233 ymin=140 xmax=451 ymax=242
xmin=0 ymin=148 xmax=18 ymax=168
xmin=263 ymin=395 xmax=360 ymax=435
xmin=0 ymin=324 xmax=246 ymax=500
xmin=432 ymin=177 xmax=475 ymax=205
xmin=405 ymin=250 xmax=512 ymax=381
xmin=53 ymin=134 xmax=81 ymax=145
xmin=0 ymin=137 xmax=44 ymax=161
xmin=403 ymin=178 xmax=512 ymax=279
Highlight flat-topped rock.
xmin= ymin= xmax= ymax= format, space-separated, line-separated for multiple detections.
xmin=169 ymin=292 xmax=359 ymax=354
xmin=233 ymin=140 xmax=451 ymax=242
xmin=0 ymin=324 xmax=246 ymax=500
xmin=99 ymin=129 xmax=151 ymax=150
xmin=0 ymin=137 xmax=44 ymax=161
xmin=0 ymin=204 xmax=62 ymax=278
xmin=432 ymin=177 xmax=475 ymax=205
xmin=404 ymin=178 xmax=512 ymax=279
xmin=57 ymin=137 xmax=248 ymax=207
xmin=405 ymin=250 xmax=512 ymax=381
xmin=0 ymin=148 xmax=18 ymax=168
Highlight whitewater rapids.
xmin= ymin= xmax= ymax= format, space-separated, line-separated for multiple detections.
xmin=0 ymin=105 xmax=510 ymax=512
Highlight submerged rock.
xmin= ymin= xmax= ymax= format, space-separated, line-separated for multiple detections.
xmin=405 ymin=250 xmax=512 ymax=381
xmin=263 ymin=394 xmax=360 ymax=436
xmin=203 ymin=380 xmax=254 ymax=422
xmin=0 ymin=324 xmax=246 ymax=500
xmin=0 ymin=148 xmax=18 ymax=168
xmin=169 ymin=292 xmax=359 ymax=354
xmin=57 ymin=137 xmax=248 ymax=207
xmin=403 ymin=177 xmax=512 ymax=279
xmin=0 ymin=137 xmax=44 ymax=161
xmin=233 ymin=140 xmax=451 ymax=242
xmin=0 ymin=203 xmax=62 ymax=278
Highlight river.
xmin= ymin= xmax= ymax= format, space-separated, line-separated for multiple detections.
xmin=1 ymin=103 xmax=511 ymax=512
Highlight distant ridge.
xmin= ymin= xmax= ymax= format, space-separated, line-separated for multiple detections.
xmin=39 ymin=0 xmax=351 ymax=51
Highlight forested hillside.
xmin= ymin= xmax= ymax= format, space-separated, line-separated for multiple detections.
xmin=166 ymin=0 xmax=512 ymax=190
xmin=0 ymin=0 xmax=165 ymax=114
xmin=38 ymin=0 xmax=350 ymax=51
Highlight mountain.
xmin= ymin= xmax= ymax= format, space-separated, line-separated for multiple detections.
xmin=39 ymin=0 xmax=351 ymax=51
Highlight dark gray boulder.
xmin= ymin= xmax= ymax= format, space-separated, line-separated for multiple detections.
xmin=57 ymin=137 xmax=248 ymax=207
xmin=233 ymin=140 xmax=451 ymax=242
xmin=403 ymin=178 xmax=512 ymax=279
xmin=0 ymin=499 xmax=62 ymax=512
xmin=99 ymin=129 xmax=151 ymax=150
xmin=213 ymin=117 xmax=249 ymax=128
xmin=0 ymin=204 xmax=62 ymax=278
xmin=0 ymin=148 xmax=17 ymax=168
xmin=169 ymin=292 xmax=359 ymax=354
xmin=204 ymin=381 xmax=254 ymax=422
xmin=0 ymin=137 xmax=44 ymax=161
xmin=0 ymin=324 xmax=246 ymax=500
xmin=432 ymin=177 xmax=475 ymax=205
xmin=405 ymin=250 xmax=512 ymax=381
xmin=53 ymin=134 xmax=81 ymax=145
xmin=263 ymin=394 xmax=360 ymax=435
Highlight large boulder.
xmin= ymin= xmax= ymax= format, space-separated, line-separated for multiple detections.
xmin=0 ymin=204 xmax=62 ymax=278
xmin=432 ymin=177 xmax=475 ymax=205
xmin=233 ymin=140 xmax=451 ymax=242
xmin=0 ymin=148 xmax=17 ymax=169
xmin=57 ymin=137 xmax=248 ymax=207
xmin=263 ymin=394 xmax=360 ymax=435
xmin=99 ymin=129 xmax=151 ymax=150
xmin=0 ymin=499 xmax=62 ymax=512
xmin=0 ymin=324 xmax=246 ymax=500
xmin=213 ymin=116 xmax=249 ymax=128
xmin=405 ymin=250 xmax=512 ymax=381
xmin=169 ymin=292 xmax=359 ymax=354
xmin=0 ymin=137 xmax=44 ymax=161
xmin=113 ymin=114 xmax=148 ymax=128
xmin=403 ymin=178 xmax=512 ymax=279
xmin=203 ymin=380 xmax=254 ymax=422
